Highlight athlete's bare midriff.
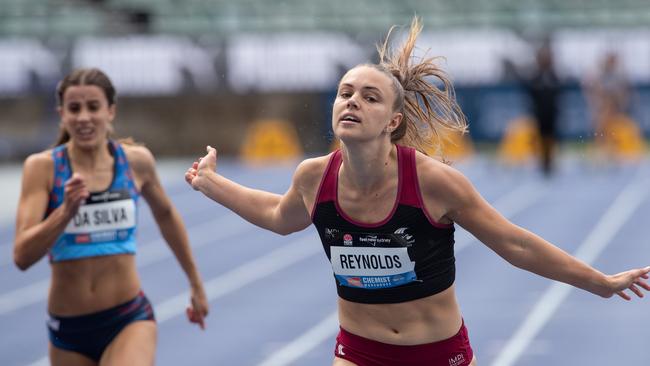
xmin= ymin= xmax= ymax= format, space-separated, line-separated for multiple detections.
xmin=48 ymin=254 xmax=141 ymax=316
xmin=337 ymin=284 xmax=462 ymax=345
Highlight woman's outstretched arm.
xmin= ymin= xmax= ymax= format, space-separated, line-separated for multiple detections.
xmin=419 ymin=157 xmax=650 ymax=300
xmin=186 ymin=146 xmax=314 ymax=235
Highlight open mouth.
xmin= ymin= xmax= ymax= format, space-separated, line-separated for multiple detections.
xmin=75 ymin=126 xmax=96 ymax=139
xmin=339 ymin=114 xmax=361 ymax=123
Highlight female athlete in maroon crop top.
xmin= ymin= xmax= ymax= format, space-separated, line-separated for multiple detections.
xmin=185 ymin=17 xmax=650 ymax=366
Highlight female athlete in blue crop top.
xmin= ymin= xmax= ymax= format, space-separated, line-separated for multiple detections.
xmin=186 ymin=18 xmax=650 ymax=366
xmin=13 ymin=68 xmax=209 ymax=366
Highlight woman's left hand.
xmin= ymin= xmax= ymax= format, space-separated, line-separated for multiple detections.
xmin=186 ymin=286 xmax=209 ymax=329
xmin=605 ymin=266 xmax=650 ymax=300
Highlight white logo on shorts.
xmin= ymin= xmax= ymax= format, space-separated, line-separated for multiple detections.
xmin=47 ymin=318 xmax=60 ymax=331
xmin=449 ymin=353 xmax=466 ymax=366
xmin=337 ymin=344 xmax=345 ymax=356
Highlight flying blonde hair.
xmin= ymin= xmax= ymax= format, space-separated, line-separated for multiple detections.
xmin=369 ymin=16 xmax=468 ymax=158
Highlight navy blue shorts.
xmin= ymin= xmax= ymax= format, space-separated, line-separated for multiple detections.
xmin=47 ymin=290 xmax=155 ymax=361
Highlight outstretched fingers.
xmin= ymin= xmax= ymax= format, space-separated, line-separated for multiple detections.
xmin=636 ymin=278 xmax=650 ymax=291
xmin=616 ymin=291 xmax=631 ymax=301
xmin=633 ymin=267 xmax=650 ymax=292
xmin=629 ymin=283 xmax=644 ymax=298
xmin=614 ymin=266 xmax=650 ymax=300
xmin=633 ymin=277 xmax=650 ymax=299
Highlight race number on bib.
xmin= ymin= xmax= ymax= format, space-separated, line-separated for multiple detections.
xmin=331 ymin=246 xmax=417 ymax=289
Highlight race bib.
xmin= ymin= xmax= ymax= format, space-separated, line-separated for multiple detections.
xmin=331 ymin=246 xmax=417 ymax=289
xmin=65 ymin=191 xmax=136 ymax=234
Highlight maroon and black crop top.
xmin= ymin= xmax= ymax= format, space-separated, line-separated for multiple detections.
xmin=311 ymin=144 xmax=456 ymax=304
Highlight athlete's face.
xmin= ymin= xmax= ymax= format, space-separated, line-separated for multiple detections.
xmin=332 ymin=66 xmax=402 ymax=144
xmin=58 ymin=85 xmax=115 ymax=149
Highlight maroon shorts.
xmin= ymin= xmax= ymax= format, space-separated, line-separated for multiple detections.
xmin=334 ymin=321 xmax=474 ymax=366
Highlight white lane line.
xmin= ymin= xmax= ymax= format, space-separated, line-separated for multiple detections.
xmin=25 ymin=233 xmax=321 ymax=366
xmin=0 ymin=279 xmax=50 ymax=315
xmin=257 ymin=311 xmax=339 ymax=366
xmin=0 ymin=213 xmax=252 ymax=315
xmin=25 ymin=358 xmax=48 ymax=366
xmin=156 ymin=234 xmax=320 ymax=322
xmin=491 ymin=177 xmax=650 ymax=366
xmin=136 ymin=213 xmax=250 ymax=267
xmin=256 ymin=181 xmax=549 ymax=366
xmin=0 ymin=163 xmax=21 ymax=228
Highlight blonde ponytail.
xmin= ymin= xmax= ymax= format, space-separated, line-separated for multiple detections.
xmin=374 ymin=17 xmax=468 ymax=158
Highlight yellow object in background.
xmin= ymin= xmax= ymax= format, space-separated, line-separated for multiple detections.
xmin=600 ymin=114 xmax=646 ymax=160
xmin=498 ymin=117 xmax=540 ymax=164
xmin=434 ymin=129 xmax=474 ymax=160
xmin=240 ymin=119 xmax=303 ymax=162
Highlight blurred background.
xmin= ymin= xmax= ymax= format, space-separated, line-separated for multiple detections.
xmin=0 ymin=0 xmax=649 ymax=164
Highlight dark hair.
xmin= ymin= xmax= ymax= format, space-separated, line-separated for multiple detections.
xmin=356 ymin=17 xmax=468 ymax=158
xmin=54 ymin=68 xmax=117 ymax=146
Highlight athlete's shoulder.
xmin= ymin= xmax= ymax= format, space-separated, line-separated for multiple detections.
xmin=23 ymin=149 xmax=54 ymax=172
xmin=21 ymin=149 xmax=55 ymax=190
xmin=121 ymin=143 xmax=155 ymax=168
xmin=296 ymin=153 xmax=333 ymax=173
xmin=293 ymin=153 xmax=335 ymax=189
xmin=414 ymin=150 xmax=473 ymax=200
xmin=413 ymin=150 xmax=457 ymax=176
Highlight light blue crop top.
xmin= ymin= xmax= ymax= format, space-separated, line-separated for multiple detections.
xmin=46 ymin=141 xmax=139 ymax=262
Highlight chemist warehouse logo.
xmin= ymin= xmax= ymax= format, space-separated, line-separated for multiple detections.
xmin=346 ymin=277 xmax=362 ymax=287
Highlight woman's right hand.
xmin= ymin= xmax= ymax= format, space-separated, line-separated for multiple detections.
xmin=185 ymin=145 xmax=218 ymax=191
xmin=62 ymin=173 xmax=89 ymax=218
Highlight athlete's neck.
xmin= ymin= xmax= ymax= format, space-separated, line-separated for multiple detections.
xmin=67 ymin=140 xmax=112 ymax=171
xmin=339 ymin=142 xmax=396 ymax=193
